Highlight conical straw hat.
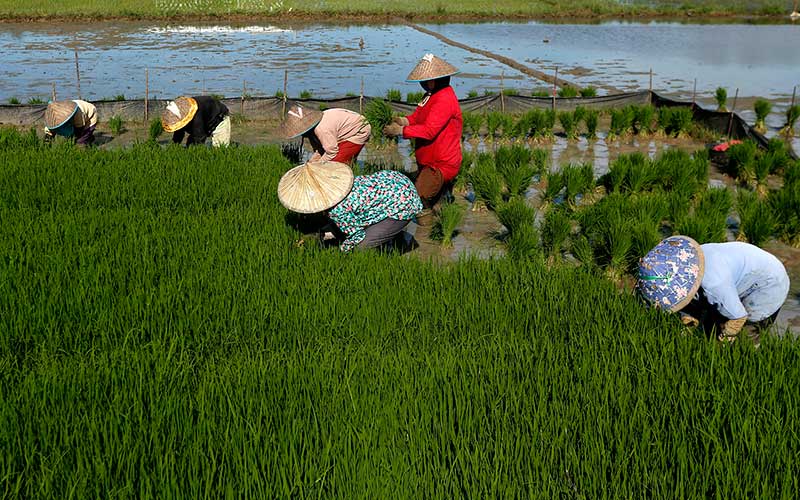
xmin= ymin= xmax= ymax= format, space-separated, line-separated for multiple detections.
xmin=406 ymin=53 xmax=459 ymax=82
xmin=45 ymin=100 xmax=79 ymax=129
xmin=277 ymin=103 xmax=323 ymax=140
xmin=277 ymin=161 xmax=354 ymax=214
xmin=636 ymin=235 xmax=705 ymax=313
xmin=161 ymin=96 xmax=198 ymax=133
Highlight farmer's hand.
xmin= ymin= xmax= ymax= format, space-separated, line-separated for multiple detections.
xmin=392 ymin=116 xmax=409 ymax=126
xmin=680 ymin=313 xmax=699 ymax=327
xmin=718 ymin=317 xmax=747 ymax=342
xmin=383 ymin=123 xmax=403 ymax=137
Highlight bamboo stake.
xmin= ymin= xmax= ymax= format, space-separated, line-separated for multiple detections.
xmin=74 ymin=49 xmax=81 ymax=99
xmin=282 ymin=69 xmax=288 ymax=117
xmin=648 ymin=68 xmax=653 ymax=104
xmin=500 ymin=70 xmax=505 ymax=113
xmin=359 ymin=77 xmax=364 ymax=115
xmin=144 ymin=69 xmax=149 ymax=123
xmin=552 ymin=66 xmax=558 ymax=112
xmin=241 ymin=80 xmax=246 ymax=115
xmin=51 ymin=83 xmax=56 ymax=102
xmin=692 ymin=78 xmax=697 ymax=105
xmin=791 ymin=86 xmax=797 ymax=109
xmin=726 ymin=87 xmax=739 ymax=139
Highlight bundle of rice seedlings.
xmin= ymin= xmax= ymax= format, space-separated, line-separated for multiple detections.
xmin=783 ymin=160 xmax=800 ymax=189
xmin=540 ymin=170 xmax=564 ymax=205
xmin=737 ymin=190 xmax=776 ymax=246
xmin=531 ymin=148 xmax=550 ymax=174
xmin=496 ymin=197 xmax=536 ymax=234
xmin=281 ymin=141 xmax=304 ymax=164
xmin=498 ymin=114 xmax=516 ymax=139
xmin=540 ymin=207 xmax=572 ymax=259
xmin=516 ymin=109 xmax=550 ymax=139
xmin=753 ymin=99 xmax=772 ymax=133
xmin=148 ymin=118 xmax=163 ymax=142
xmin=543 ymin=109 xmax=557 ymax=136
xmin=562 ymin=162 xmax=595 ymax=205
xmin=752 ymin=155 xmax=774 ymax=196
xmin=668 ymin=107 xmax=694 ymax=138
xmin=726 ymin=140 xmax=757 ymax=180
xmin=605 ymin=155 xmax=630 ymax=193
xmin=299 ymin=90 xmax=312 ymax=99
xmin=571 ymin=234 xmax=595 ymax=268
xmin=697 ymin=187 xmax=733 ymax=222
xmin=496 ymin=146 xmax=536 ymax=198
xmin=558 ymin=111 xmax=578 ymax=140
xmin=506 ymin=223 xmax=540 ymax=260
xmin=27 ymin=97 xmax=45 ymax=105
xmin=604 ymin=214 xmax=633 ymax=279
xmin=580 ymin=86 xmax=597 ymax=98
xmin=558 ymin=86 xmax=579 ymax=98
xmin=502 ymin=88 xmax=519 ymax=96
xmin=462 ymin=112 xmax=483 ymax=139
xmin=675 ymin=212 xmax=726 ymax=244
xmin=531 ymin=89 xmax=550 ymax=98
xmin=584 ymin=109 xmax=599 ymax=140
xmin=766 ymin=138 xmax=791 ymax=174
xmin=108 ymin=115 xmax=125 ymax=136
xmin=666 ymin=191 xmax=692 ymax=225
xmin=406 ymin=91 xmax=425 ymax=104
xmin=780 ymin=105 xmax=800 ymax=136
xmin=608 ymin=108 xmax=632 ymax=139
xmin=430 ymin=201 xmax=465 ymax=247
xmin=631 ymin=219 xmax=663 ymax=266
xmin=573 ymin=106 xmax=587 ymax=124
xmin=769 ymin=183 xmax=800 ymax=246
xmin=469 ymin=154 xmax=502 ymax=209
xmin=623 ymin=152 xmax=654 ymax=193
xmin=633 ymin=105 xmax=656 ymax=135
xmin=486 ymin=111 xmax=505 ymax=138
xmin=715 ymin=87 xmax=728 ymax=112
xmin=385 ymin=89 xmax=402 ymax=102
xmin=466 ymin=90 xmax=479 ymax=98
xmin=364 ymin=99 xmax=394 ymax=140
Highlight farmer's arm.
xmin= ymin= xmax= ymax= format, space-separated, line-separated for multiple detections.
xmin=403 ymin=102 xmax=453 ymax=140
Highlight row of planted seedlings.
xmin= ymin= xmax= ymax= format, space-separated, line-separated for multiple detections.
xmin=454 ymin=140 xmax=800 ymax=280
xmin=460 ymin=104 xmax=699 ymax=144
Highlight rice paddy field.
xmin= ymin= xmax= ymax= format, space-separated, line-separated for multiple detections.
xmin=1 ymin=128 xmax=800 ymax=497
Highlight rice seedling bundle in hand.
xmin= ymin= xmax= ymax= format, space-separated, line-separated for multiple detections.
xmin=430 ymin=201 xmax=464 ymax=246
xmin=753 ymin=99 xmax=772 ymax=133
xmin=364 ymin=99 xmax=395 ymax=140
xmin=737 ymin=189 xmax=776 ymax=246
xmin=715 ymin=87 xmax=728 ymax=111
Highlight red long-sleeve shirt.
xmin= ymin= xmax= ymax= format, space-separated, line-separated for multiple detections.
xmin=403 ymin=86 xmax=463 ymax=182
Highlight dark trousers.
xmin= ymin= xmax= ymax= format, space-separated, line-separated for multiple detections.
xmin=357 ymin=218 xmax=410 ymax=250
xmin=75 ymin=125 xmax=96 ymax=145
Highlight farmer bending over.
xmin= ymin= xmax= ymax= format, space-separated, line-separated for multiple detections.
xmin=44 ymin=99 xmax=98 ymax=146
xmin=278 ymin=103 xmax=371 ymax=165
xmin=278 ymin=162 xmax=422 ymax=252
xmin=382 ymin=53 xmax=462 ymax=225
xmin=162 ymin=96 xmax=230 ymax=147
xmin=637 ymin=236 xmax=790 ymax=341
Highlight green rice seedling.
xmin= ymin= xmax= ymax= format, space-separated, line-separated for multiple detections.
xmin=584 ymin=109 xmax=599 ymax=140
xmin=769 ymin=183 xmax=800 ymax=246
xmin=604 ymin=214 xmax=634 ymax=279
xmin=737 ymin=189 xmax=776 ymax=246
xmin=531 ymin=89 xmax=550 ymax=97
xmin=666 ymin=190 xmax=692 ymax=225
xmin=485 ymin=111 xmax=504 ymax=138
xmin=299 ymin=90 xmax=313 ymax=99
xmin=753 ymin=99 xmax=772 ymax=133
xmin=319 ymin=103 xmax=329 ymax=111
xmin=557 ymin=86 xmax=578 ymax=98
xmin=519 ymin=109 xmax=556 ymax=139
xmin=765 ymin=138 xmax=791 ymax=174
xmin=114 ymin=94 xmax=126 ymax=101
xmin=385 ymin=88 xmax=402 ymax=102
xmin=784 ymin=160 xmax=800 ymax=189
xmin=462 ymin=112 xmax=483 ymax=138
xmin=496 ymin=145 xmax=536 ymax=198
xmin=496 ymin=196 xmax=536 ymax=235
xmin=697 ymin=187 xmax=733 ymax=221
xmin=274 ymin=90 xmax=285 ymax=98
xmin=752 ymin=155 xmax=774 ymax=196
xmin=281 ymin=141 xmax=304 ymax=164
xmin=506 ymin=223 xmax=539 ymax=259
xmin=230 ymin=113 xmax=248 ymax=125
xmin=469 ymin=153 xmax=502 ymax=209
xmin=531 ymin=148 xmax=549 ymax=174
xmin=558 ymin=111 xmax=578 ymax=140
xmin=27 ymin=97 xmax=45 ymax=105
xmin=108 ymin=115 xmax=125 ymax=136
xmin=780 ymin=105 xmax=799 ymax=136
xmin=608 ymin=108 xmax=631 ymax=139
xmin=580 ymin=86 xmax=598 ymax=98
xmin=466 ymin=90 xmax=478 ymax=98
xmin=364 ymin=99 xmax=394 ymax=140
xmin=483 ymin=89 xmax=496 ymax=96
xmin=715 ymin=87 xmax=728 ymax=111
xmin=406 ymin=91 xmax=424 ymax=104
xmin=7 ymin=97 xmax=20 ymax=104
xmin=543 ymin=109 xmax=557 ymax=136
xmin=540 ymin=169 xmax=564 ymax=205
xmin=453 ymin=151 xmax=475 ymax=193
xmin=498 ymin=113 xmax=516 ymax=139
xmin=605 ymin=155 xmax=630 ymax=194
xmin=502 ymin=88 xmax=519 ymax=96
xmin=540 ymin=207 xmax=572 ymax=259
xmin=148 ymin=118 xmax=163 ymax=141
xmin=619 ymin=152 xmax=654 ymax=193
xmin=562 ymin=162 xmax=594 ymax=205
xmin=573 ymin=106 xmax=587 ymax=125
xmin=571 ymin=234 xmax=595 ymax=268
xmin=676 ymin=187 xmax=731 ymax=243
xmin=209 ymin=93 xmax=225 ymax=101
xmin=430 ymin=201 xmax=464 ymax=246
xmin=726 ymin=140 xmax=757 ymax=180
xmin=633 ymin=105 xmax=656 ymax=135
xmin=668 ymin=107 xmax=694 ymax=138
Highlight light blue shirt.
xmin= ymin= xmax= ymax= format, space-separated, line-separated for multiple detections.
xmin=700 ymin=242 xmax=790 ymax=321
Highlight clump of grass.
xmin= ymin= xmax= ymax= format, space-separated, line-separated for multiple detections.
xmin=466 ymin=90 xmax=478 ymax=99
xmin=557 ymin=86 xmax=578 ymax=98
xmin=571 ymin=234 xmax=595 ymax=268
xmin=385 ymin=89 xmax=402 ymax=102
xmin=7 ymin=97 xmax=20 ymax=104
xmin=715 ymin=87 xmax=728 ymax=111
xmin=531 ymin=89 xmax=550 ymax=98
xmin=299 ymin=90 xmax=312 ymax=99
xmin=148 ymin=118 xmax=163 ymax=141
xmin=502 ymin=88 xmax=519 ymax=96
xmin=483 ymin=89 xmax=496 ymax=97
xmin=462 ymin=112 xmax=483 ymax=139
xmin=540 ymin=207 xmax=572 ymax=259
xmin=469 ymin=153 xmax=502 ymax=209
xmin=27 ymin=97 xmax=45 ymax=105
xmin=430 ymin=201 xmax=464 ymax=246
xmin=364 ymin=99 xmax=394 ymax=140
xmin=780 ymin=105 xmax=799 ymax=136
xmin=114 ymin=94 xmax=126 ymax=101
xmin=406 ymin=91 xmax=424 ymax=104
xmin=558 ymin=111 xmax=577 ymax=140
xmin=584 ymin=109 xmax=599 ymax=140
xmin=274 ymin=90 xmax=285 ymax=98
xmin=737 ymin=189 xmax=775 ymax=246
xmin=580 ymin=86 xmax=597 ymax=98
xmin=753 ymin=99 xmax=772 ymax=133
xmin=108 ymin=115 xmax=125 ymax=136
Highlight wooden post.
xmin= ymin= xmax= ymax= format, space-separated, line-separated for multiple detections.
xmin=552 ymin=66 xmax=558 ymax=112
xmin=282 ymin=69 xmax=288 ymax=117
xmin=726 ymin=88 xmax=739 ymax=139
xmin=241 ymin=80 xmax=246 ymax=116
xmin=648 ymin=68 xmax=653 ymax=104
xmin=202 ymin=79 xmax=205 ymax=95
xmin=144 ymin=69 xmax=149 ymax=123
xmin=692 ymin=78 xmax=697 ymax=105
xmin=499 ymin=70 xmax=505 ymax=113
xmin=74 ymin=49 xmax=81 ymax=99
xmin=359 ymin=77 xmax=364 ymax=114
xmin=791 ymin=85 xmax=797 ymax=109
xmin=51 ymin=82 xmax=56 ymax=102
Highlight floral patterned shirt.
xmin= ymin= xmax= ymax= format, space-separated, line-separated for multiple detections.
xmin=329 ymin=170 xmax=423 ymax=252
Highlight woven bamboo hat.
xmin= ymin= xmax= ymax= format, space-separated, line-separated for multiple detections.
xmin=277 ymin=161 xmax=354 ymax=214
xmin=636 ymin=236 xmax=705 ymax=313
xmin=406 ymin=53 xmax=459 ymax=82
xmin=161 ymin=97 xmax=198 ymax=133
xmin=277 ymin=104 xmax=323 ymax=140
xmin=45 ymin=100 xmax=79 ymax=129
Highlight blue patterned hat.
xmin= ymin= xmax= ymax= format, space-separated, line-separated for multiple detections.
xmin=636 ymin=235 xmax=705 ymax=312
